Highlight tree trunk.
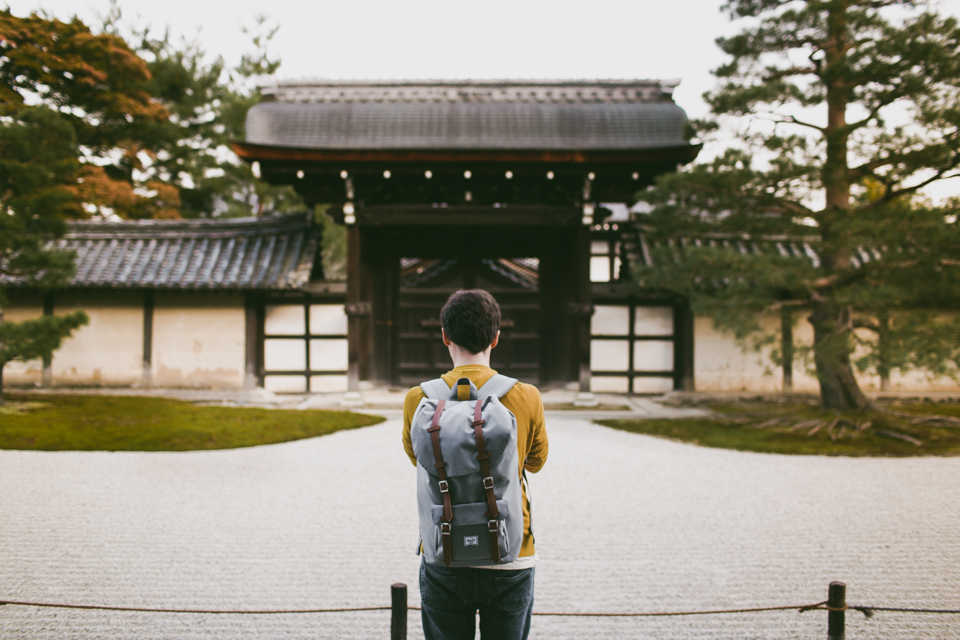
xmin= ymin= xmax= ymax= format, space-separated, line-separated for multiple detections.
xmin=810 ymin=301 xmax=869 ymax=410
xmin=810 ymin=2 xmax=867 ymax=411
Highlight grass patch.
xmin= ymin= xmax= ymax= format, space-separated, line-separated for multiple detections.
xmin=0 ymin=400 xmax=50 ymax=416
xmin=598 ymin=402 xmax=960 ymax=457
xmin=0 ymin=393 xmax=385 ymax=451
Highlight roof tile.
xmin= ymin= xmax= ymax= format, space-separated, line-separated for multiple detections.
xmin=4 ymin=214 xmax=318 ymax=291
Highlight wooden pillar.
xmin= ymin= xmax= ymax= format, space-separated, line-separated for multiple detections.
xmin=41 ymin=292 xmax=54 ymax=388
xmin=371 ymin=231 xmax=399 ymax=386
xmin=359 ymin=228 xmax=376 ymax=382
xmin=781 ymin=308 xmax=794 ymax=392
xmin=673 ymin=300 xmax=695 ymax=391
xmin=244 ymin=294 xmax=264 ymax=389
xmin=343 ymin=224 xmax=366 ymax=404
xmin=573 ymin=225 xmax=596 ymax=405
xmin=141 ymin=290 xmax=154 ymax=388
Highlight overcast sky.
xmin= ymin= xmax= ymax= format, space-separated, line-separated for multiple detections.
xmin=8 ymin=0 xmax=960 ymax=200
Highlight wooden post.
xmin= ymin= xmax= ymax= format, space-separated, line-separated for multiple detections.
xmin=827 ymin=581 xmax=846 ymax=640
xmin=781 ymin=308 xmax=794 ymax=392
xmin=41 ymin=292 xmax=54 ymax=388
xmin=141 ymin=290 xmax=154 ymax=389
xmin=243 ymin=295 xmax=263 ymax=389
xmin=877 ymin=310 xmax=891 ymax=392
xmin=673 ymin=300 xmax=695 ymax=391
xmin=391 ymin=583 xmax=407 ymax=640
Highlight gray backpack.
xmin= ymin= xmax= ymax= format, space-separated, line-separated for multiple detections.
xmin=411 ymin=374 xmax=524 ymax=567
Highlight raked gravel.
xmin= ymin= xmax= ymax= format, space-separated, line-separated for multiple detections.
xmin=1 ymin=416 xmax=959 ymax=639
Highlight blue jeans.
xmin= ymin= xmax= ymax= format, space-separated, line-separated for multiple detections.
xmin=419 ymin=560 xmax=535 ymax=640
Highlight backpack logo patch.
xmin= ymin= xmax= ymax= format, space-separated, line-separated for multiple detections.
xmin=463 ymin=535 xmax=479 ymax=546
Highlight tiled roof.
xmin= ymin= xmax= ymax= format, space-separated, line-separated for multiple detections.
xmin=35 ymin=213 xmax=317 ymax=290
xmin=620 ymin=227 xmax=824 ymax=271
xmin=608 ymin=224 xmax=890 ymax=287
xmin=246 ymin=80 xmax=691 ymax=151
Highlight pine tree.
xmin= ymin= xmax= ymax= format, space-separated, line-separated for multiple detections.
xmin=102 ymin=7 xmax=304 ymax=219
xmin=637 ymin=0 xmax=960 ymax=409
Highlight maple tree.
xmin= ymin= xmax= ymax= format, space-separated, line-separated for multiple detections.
xmin=0 ymin=9 xmax=168 ymax=401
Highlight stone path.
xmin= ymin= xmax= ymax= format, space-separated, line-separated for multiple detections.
xmin=2 ymin=416 xmax=959 ymax=639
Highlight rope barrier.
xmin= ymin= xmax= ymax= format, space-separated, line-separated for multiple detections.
xmin=0 ymin=600 xmax=389 ymax=615
xmin=529 ymin=602 xmax=828 ymax=617
xmin=851 ymin=606 xmax=960 ymax=615
xmin=2 ymin=598 xmax=959 ymax=618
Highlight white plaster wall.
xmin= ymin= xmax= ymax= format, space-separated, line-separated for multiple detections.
xmin=850 ymin=313 xmax=960 ymax=393
xmin=694 ymin=311 xmax=960 ymax=394
xmin=2 ymin=293 xmax=44 ymax=386
xmin=152 ymin=293 xmax=245 ymax=389
xmin=694 ymin=312 xmax=819 ymax=393
xmin=52 ymin=291 xmax=143 ymax=387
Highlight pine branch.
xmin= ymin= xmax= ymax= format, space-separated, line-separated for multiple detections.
xmin=764 ymin=113 xmax=825 ymax=133
xmin=762 ymin=66 xmax=820 ymax=81
xmin=768 ymin=299 xmax=810 ymax=311
xmin=860 ymin=161 xmax=960 ymax=211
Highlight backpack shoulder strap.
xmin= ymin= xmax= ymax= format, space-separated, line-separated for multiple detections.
xmin=477 ymin=373 xmax=518 ymax=399
xmin=419 ymin=378 xmax=451 ymax=400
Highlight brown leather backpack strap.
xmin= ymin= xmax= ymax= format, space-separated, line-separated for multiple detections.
xmin=472 ymin=398 xmax=501 ymax=563
xmin=427 ymin=400 xmax=453 ymax=565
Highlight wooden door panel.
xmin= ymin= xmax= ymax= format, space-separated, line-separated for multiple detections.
xmin=398 ymin=258 xmax=542 ymax=386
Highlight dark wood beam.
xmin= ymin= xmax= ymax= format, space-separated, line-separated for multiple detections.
xmin=232 ymin=142 xmax=703 ymax=166
xmin=330 ymin=205 xmax=581 ymax=227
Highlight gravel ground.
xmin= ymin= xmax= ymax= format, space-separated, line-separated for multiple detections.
xmin=1 ymin=416 xmax=959 ymax=639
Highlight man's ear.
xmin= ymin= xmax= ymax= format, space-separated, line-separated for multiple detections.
xmin=441 ymin=327 xmax=452 ymax=347
xmin=489 ymin=330 xmax=500 ymax=350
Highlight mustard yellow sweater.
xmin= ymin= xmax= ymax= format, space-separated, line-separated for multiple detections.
xmin=403 ymin=365 xmax=549 ymax=557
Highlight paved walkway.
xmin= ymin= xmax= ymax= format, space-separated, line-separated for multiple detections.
xmin=2 ymin=417 xmax=959 ymax=639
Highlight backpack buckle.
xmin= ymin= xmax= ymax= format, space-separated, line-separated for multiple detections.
xmin=482 ymin=476 xmax=495 ymax=490
xmin=438 ymin=480 xmax=449 ymax=493
xmin=487 ymin=519 xmax=498 ymax=532
xmin=441 ymin=523 xmax=452 ymax=534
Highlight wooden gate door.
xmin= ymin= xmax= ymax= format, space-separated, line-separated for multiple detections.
xmin=396 ymin=257 xmax=541 ymax=386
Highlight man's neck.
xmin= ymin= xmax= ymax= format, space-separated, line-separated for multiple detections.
xmin=449 ymin=347 xmax=491 ymax=368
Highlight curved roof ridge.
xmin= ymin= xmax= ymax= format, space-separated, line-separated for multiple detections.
xmin=267 ymin=78 xmax=678 ymax=87
xmin=261 ymin=79 xmax=681 ymax=105
xmin=66 ymin=212 xmax=310 ymax=239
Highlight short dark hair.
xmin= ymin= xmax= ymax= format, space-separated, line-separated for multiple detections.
xmin=440 ymin=289 xmax=501 ymax=354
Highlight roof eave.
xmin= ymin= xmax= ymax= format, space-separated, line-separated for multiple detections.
xmin=231 ymin=142 xmax=703 ymax=166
